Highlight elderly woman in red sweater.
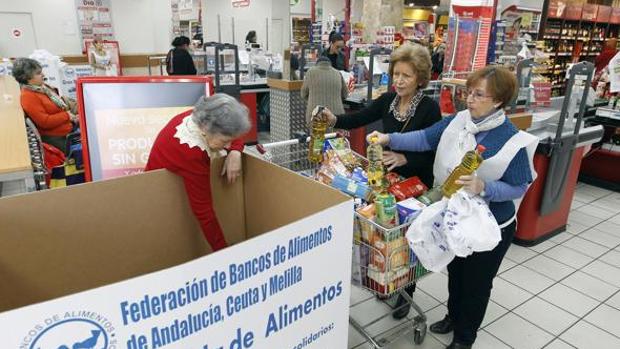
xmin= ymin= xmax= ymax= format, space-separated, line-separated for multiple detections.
xmin=13 ymin=58 xmax=78 ymax=154
xmin=146 ymin=93 xmax=250 ymax=251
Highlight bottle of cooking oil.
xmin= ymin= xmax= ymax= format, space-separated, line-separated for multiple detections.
xmin=441 ymin=144 xmax=486 ymax=198
xmin=366 ymin=136 xmax=384 ymax=192
xmin=308 ymin=106 xmax=327 ymax=163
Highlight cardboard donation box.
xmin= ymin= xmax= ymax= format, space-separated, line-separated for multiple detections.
xmin=0 ymin=154 xmax=353 ymax=349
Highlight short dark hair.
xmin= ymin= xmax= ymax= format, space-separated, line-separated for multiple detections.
xmin=245 ymin=30 xmax=257 ymax=43
xmin=12 ymin=58 xmax=42 ymax=85
xmin=171 ymin=36 xmax=190 ymax=47
xmin=330 ymin=33 xmax=344 ymax=43
xmin=466 ymin=66 xmax=518 ymax=108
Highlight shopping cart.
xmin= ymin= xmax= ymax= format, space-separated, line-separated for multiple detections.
xmin=247 ymin=133 xmax=431 ymax=348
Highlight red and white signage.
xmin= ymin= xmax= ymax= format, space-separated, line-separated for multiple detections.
xmin=232 ymin=0 xmax=250 ymax=8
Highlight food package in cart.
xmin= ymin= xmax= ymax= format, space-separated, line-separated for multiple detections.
xmin=389 ymin=176 xmax=428 ymax=201
xmin=356 ymin=204 xmax=376 ymax=243
xmin=397 ymin=197 xmax=427 ymax=224
xmin=331 ymin=174 xmax=372 ymax=201
xmin=385 ymin=172 xmax=405 ymax=186
xmin=367 ymin=265 xmax=411 ymax=294
xmin=325 ymin=137 xmax=359 ymax=170
xmin=370 ymin=237 xmax=409 ymax=270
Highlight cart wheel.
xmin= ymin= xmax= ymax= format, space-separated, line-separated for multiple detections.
xmin=413 ymin=323 xmax=427 ymax=344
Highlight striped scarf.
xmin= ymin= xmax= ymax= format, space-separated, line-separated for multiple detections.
xmin=22 ymin=84 xmax=68 ymax=111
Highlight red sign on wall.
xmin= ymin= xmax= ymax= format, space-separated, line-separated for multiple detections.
xmin=232 ymin=0 xmax=250 ymax=7
xmin=611 ymin=7 xmax=620 ymax=24
xmin=581 ymin=4 xmax=597 ymax=22
xmin=564 ymin=4 xmax=583 ymax=20
xmin=597 ymin=5 xmax=612 ymax=23
xmin=548 ymin=0 xmax=565 ymax=19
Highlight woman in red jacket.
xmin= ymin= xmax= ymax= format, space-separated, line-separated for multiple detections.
xmin=146 ymin=94 xmax=250 ymax=251
xmin=13 ymin=58 xmax=78 ymax=153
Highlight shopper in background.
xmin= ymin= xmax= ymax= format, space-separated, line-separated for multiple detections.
xmin=245 ymin=30 xmax=257 ymax=45
xmin=595 ymin=38 xmax=618 ymax=74
xmin=146 ymin=94 xmax=250 ymax=252
xmin=90 ymin=37 xmax=114 ymax=76
xmin=301 ymin=56 xmax=348 ymax=124
xmin=14 ymin=58 xmax=78 ymax=154
xmin=367 ymin=66 xmax=535 ymax=349
xmin=166 ymin=36 xmax=197 ymax=75
xmin=322 ymin=32 xmax=347 ymax=71
xmin=431 ymin=43 xmax=446 ymax=80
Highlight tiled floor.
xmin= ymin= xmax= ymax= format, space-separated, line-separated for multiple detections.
xmin=348 ymin=183 xmax=620 ymax=349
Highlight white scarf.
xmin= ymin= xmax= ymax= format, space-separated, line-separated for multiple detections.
xmin=457 ymin=108 xmax=506 ymax=151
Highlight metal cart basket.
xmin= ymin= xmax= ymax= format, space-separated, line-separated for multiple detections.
xmin=247 ymin=133 xmax=432 ymax=348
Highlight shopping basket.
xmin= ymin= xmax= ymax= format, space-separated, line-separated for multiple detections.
xmin=247 ymin=133 xmax=431 ymax=348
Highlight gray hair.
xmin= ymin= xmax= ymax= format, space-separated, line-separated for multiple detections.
xmin=12 ymin=58 xmax=42 ymax=85
xmin=192 ymin=93 xmax=251 ymax=137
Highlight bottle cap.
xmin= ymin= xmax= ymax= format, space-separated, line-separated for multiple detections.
xmin=370 ymin=136 xmax=378 ymax=144
xmin=476 ymin=144 xmax=486 ymax=153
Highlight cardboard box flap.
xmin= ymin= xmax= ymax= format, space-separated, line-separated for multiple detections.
xmin=242 ymin=154 xmax=350 ymax=238
xmin=210 ymin=156 xmax=247 ymax=246
xmin=0 ymin=170 xmax=208 ymax=312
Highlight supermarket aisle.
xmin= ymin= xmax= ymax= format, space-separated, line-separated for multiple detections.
xmin=348 ymin=183 xmax=620 ymax=349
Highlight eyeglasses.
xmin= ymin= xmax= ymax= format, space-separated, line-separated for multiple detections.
xmin=466 ymin=89 xmax=493 ymax=101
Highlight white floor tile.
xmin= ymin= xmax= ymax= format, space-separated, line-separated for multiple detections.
xmin=573 ymin=191 xmax=600 ymax=204
xmin=570 ymin=198 xmax=586 ymax=211
xmin=593 ymin=221 xmax=620 ymax=238
xmin=349 ymin=297 xmax=394 ymax=327
xmin=474 ymin=330 xmax=512 ymax=349
xmin=561 ymin=236 xmax=609 ymax=258
xmin=543 ymin=339 xmax=577 ymax=349
xmin=549 ymin=232 xmax=575 ymax=244
xmin=529 ymin=239 xmax=558 ymax=254
xmin=576 ymin=205 xmax=617 ymax=220
xmin=523 ymin=254 xmax=576 ymax=281
xmin=363 ymin=311 xmax=411 ymax=338
xmin=584 ymin=304 xmax=620 ymax=338
xmin=490 ymin=277 xmax=533 ymax=310
xmin=564 ymin=221 xmax=590 ymax=235
xmin=348 ymin=323 xmax=370 ymax=348
xmin=543 ymin=245 xmax=594 ymax=269
xmin=416 ymin=272 xmax=449 ymax=303
xmin=409 ymin=289 xmax=441 ymax=313
xmin=498 ymin=257 xmax=517 ymax=275
xmin=485 ymin=313 xmax=554 ymax=349
xmin=539 ymin=283 xmax=599 ymax=317
xmin=505 ymin=244 xmax=538 ymax=263
xmin=480 ymin=300 xmax=508 ymax=328
xmin=567 ymin=210 xmax=604 ymax=228
xmin=600 ymin=250 xmax=620 ymax=269
xmin=500 ymin=265 xmax=555 ymax=294
xmin=609 ymin=214 xmax=620 ymax=225
xmin=424 ymin=305 xmax=452 ymax=345
xmin=590 ymin=198 xmax=620 ymax=214
xmin=387 ymin=328 xmax=446 ymax=349
xmin=561 ymin=271 xmax=618 ymax=302
xmin=576 ymin=184 xmax=612 ymax=198
xmin=579 ymin=229 xmax=620 ymax=249
xmin=514 ymin=297 xmax=579 ymax=335
xmin=582 ymin=260 xmax=620 ymax=288
xmin=350 ymin=285 xmax=374 ymax=306
xmin=605 ymin=292 xmax=620 ymax=311
xmin=560 ymin=320 xmax=620 ymax=349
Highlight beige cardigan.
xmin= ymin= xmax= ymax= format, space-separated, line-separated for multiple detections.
xmin=301 ymin=61 xmax=349 ymax=123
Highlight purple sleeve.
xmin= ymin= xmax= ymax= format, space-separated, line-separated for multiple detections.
xmin=483 ymin=181 xmax=528 ymax=202
xmin=387 ymin=130 xmax=432 ymax=152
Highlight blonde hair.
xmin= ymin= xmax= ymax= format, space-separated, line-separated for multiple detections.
xmin=388 ymin=43 xmax=432 ymax=88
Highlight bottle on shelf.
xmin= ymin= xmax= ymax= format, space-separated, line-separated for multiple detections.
xmin=366 ymin=136 xmax=385 ymax=192
xmin=441 ymin=144 xmax=486 ymax=198
xmin=308 ymin=105 xmax=327 ymax=163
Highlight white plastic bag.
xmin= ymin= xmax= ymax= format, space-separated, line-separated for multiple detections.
xmin=406 ymin=198 xmax=455 ymax=272
xmin=444 ymin=190 xmax=501 ymax=257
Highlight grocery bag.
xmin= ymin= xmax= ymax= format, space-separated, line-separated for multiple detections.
xmin=444 ymin=190 xmax=501 ymax=257
xmin=405 ymin=198 xmax=455 ymax=272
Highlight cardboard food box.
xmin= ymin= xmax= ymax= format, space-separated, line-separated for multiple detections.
xmin=0 ymin=154 xmax=353 ymax=348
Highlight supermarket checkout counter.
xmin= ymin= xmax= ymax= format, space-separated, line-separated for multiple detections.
xmin=515 ymin=62 xmax=604 ymax=245
xmin=0 ymin=75 xmax=36 ymax=196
